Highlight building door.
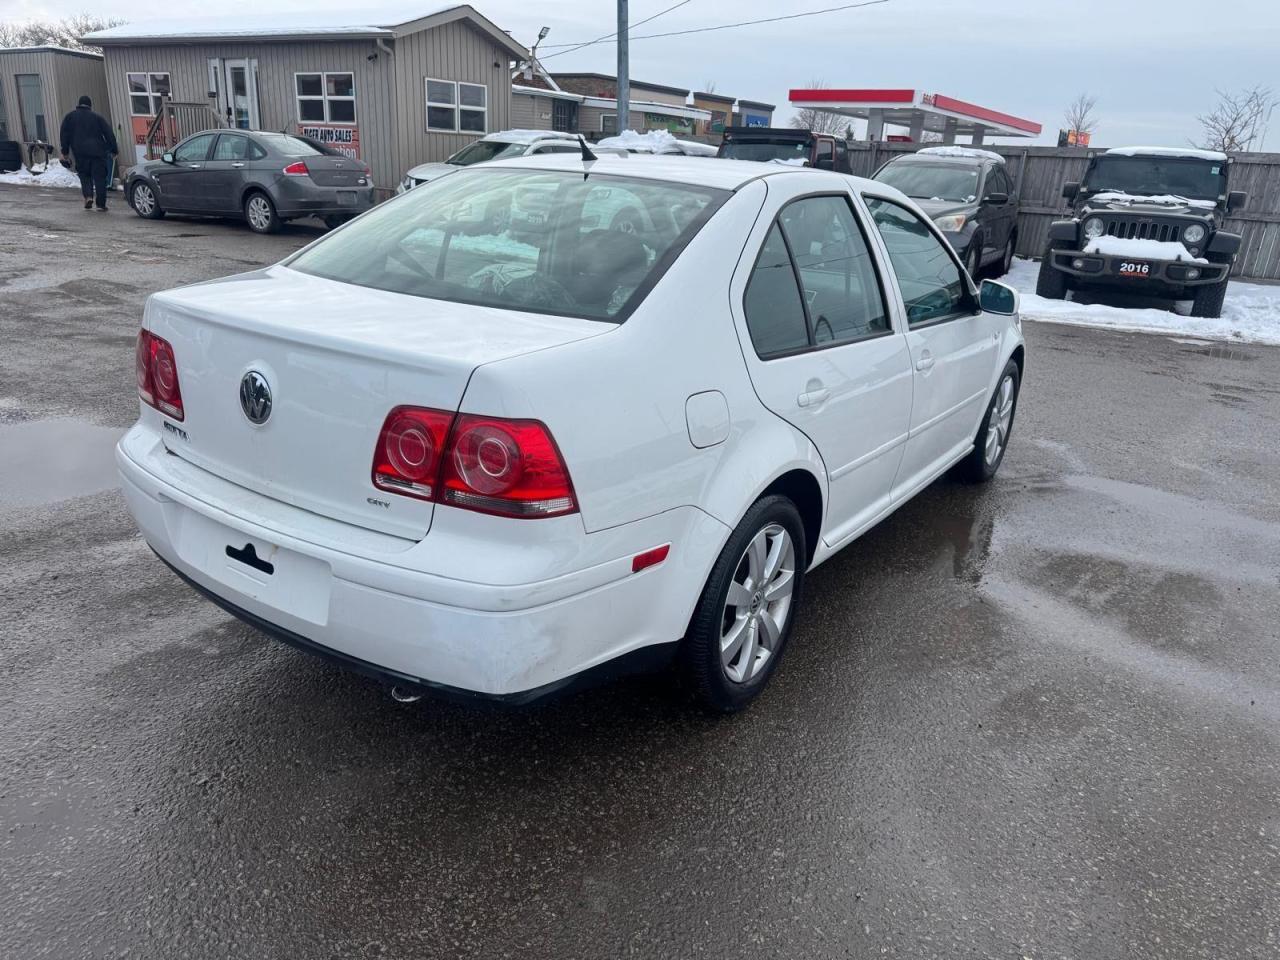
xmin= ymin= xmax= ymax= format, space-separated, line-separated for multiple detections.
xmin=552 ymin=99 xmax=576 ymax=132
xmin=222 ymin=60 xmax=259 ymax=129
xmin=15 ymin=74 xmax=47 ymax=142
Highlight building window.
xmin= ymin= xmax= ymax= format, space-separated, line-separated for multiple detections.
xmin=295 ymin=72 xmax=356 ymax=124
xmin=127 ymin=72 xmax=170 ymax=116
xmin=425 ymin=78 xmax=486 ymax=133
xmin=601 ymin=113 xmax=617 ymax=134
xmin=552 ymin=99 xmax=576 ymax=132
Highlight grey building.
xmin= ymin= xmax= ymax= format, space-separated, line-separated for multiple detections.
xmin=83 ymin=5 xmax=527 ymax=193
xmin=0 ymin=46 xmax=109 ymax=148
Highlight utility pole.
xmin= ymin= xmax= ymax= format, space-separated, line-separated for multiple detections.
xmin=616 ymin=0 xmax=630 ymax=134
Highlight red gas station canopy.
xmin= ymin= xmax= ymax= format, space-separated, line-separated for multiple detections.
xmin=789 ymin=88 xmax=1042 ymax=140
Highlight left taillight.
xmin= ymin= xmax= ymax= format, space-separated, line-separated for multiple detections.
xmin=282 ymin=161 xmax=309 ymax=176
xmin=370 ymin=408 xmax=577 ymax=519
xmin=135 ymin=329 xmax=184 ymax=421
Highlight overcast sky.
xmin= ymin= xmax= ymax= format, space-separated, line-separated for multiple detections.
xmin=5 ymin=0 xmax=1279 ymax=147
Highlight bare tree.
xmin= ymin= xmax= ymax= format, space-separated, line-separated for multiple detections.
xmin=1064 ymin=93 xmax=1099 ymax=134
xmin=791 ymin=80 xmax=850 ymax=137
xmin=0 ymin=14 xmax=126 ymax=51
xmin=1196 ymin=86 xmax=1275 ymax=152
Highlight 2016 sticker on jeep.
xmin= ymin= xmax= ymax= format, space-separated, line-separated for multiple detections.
xmin=1119 ymin=261 xmax=1151 ymax=277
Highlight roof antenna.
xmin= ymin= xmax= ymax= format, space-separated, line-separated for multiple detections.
xmin=577 ymin=135 xmax=598 ymax=162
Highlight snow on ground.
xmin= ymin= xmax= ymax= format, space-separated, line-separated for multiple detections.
xmin=0 ymin=164 xmax=83 ymax=189
xmin=1005 ymin=257 xmax=1280 ymax=346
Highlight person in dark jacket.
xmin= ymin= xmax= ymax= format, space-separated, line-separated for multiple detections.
xmin=59 ymin=95 xmax=118 ymax=211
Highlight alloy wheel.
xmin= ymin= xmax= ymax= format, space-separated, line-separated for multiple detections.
xmin=247 ymin=196 xmax=272 ymax=231
xmin=133 ymin=184 xmax=155 ymax=216
xmin=720 ymin=523 xmax=796 ymax=684
xmin=984 ymin=374 xmax=1016 ymax=465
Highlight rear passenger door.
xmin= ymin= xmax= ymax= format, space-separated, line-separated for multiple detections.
xmin=862 ymin=193 xmax=1001 ymax=497
xmin=732 ymin=189 xmax=914 ymax=547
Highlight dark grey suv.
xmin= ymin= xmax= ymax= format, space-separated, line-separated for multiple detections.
xmin=873 ymin=147 xmax=1020 ymax=278
xmin=125 ymin=130 xmax=376 ymax=233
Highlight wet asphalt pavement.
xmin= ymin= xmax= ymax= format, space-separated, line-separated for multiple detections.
xmin=2 ymin=185 xmax=1279 ymax=960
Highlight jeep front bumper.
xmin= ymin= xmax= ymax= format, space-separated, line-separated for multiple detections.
xmin=1047 ymin=250 xmax=1228 ymax=286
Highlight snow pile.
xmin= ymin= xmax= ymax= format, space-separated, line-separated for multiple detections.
xmin=672 ymin=140 xmax=717 ymax=157
xmin=0 ymin=164 xmax=83 ymax=189
xmin=84 ymin=6 xmax=454 ymax=40
xmin=917 ymin=145 xmax=1005 ymax=163
xmin=597 ymin=129 xmax=680 ymax=154
xmin=768 ymin=157 xmax=809 ymax=167
xmin=1105 ymin=146 xmax=1227 ymax=162
xmin=1005 ymin=257 xmax=1280 ymax=345
xmin=484 ymin=129 xmax=576 ymax=145
xmin=1089 ymin=190 xmax=1217 ymax=210
xmin=1082 ymin=235 xmax=1207 ymax=264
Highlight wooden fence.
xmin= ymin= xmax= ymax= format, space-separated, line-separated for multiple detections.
xmin=846 ymin=141 xmax=1280 ymax=281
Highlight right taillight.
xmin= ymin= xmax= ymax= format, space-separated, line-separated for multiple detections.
xmin=135 ymin=329 xmax=184 ymax=421
xmin=370 ymin=408 xmax=577 ymax=518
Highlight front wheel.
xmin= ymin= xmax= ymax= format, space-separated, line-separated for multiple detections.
xmin=130 ymin=181 xmax=164 ymax=220
xmin=998 ymin=235 xmax=1016 ymax=277
xmin=1190 ymin=278 xmax=1228 ymax=318
xmin=1035 ymin=247 xmax=1069 ymax=300
xmin=244 ymin=191 xmax=281 ymax=234
xmin=681 ymin=496 xmax=807 ymax=713
xmin=957 ymin=360 xmax=1020 ymax=483
xmin=965 ymin=242 xmax=982 ymax=280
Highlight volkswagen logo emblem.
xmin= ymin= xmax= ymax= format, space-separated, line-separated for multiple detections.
xmin=239 ymin=370 xmax=272 ymax=424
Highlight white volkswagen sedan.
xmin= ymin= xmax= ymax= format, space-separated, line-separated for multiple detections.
xmin=117 ymin=155 xmax=1025 ymax=712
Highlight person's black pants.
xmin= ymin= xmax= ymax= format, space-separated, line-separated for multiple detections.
xmin=76 ymin=155 xmax=110 ymax=208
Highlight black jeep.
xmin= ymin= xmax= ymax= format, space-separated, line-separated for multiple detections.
xmin=717 ymin=126 xmax=853 ymax=173
xmin=1037 ymin=147 xmax=1247 ymax=318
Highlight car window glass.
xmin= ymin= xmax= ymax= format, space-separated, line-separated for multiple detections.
xmin=173 ymin=134 xmax=215 ymax=163
xmin=743 ymin=223 xmax=810 ymax=357
xmin=246 ymin=139 xmax=268 ymax=161
xmin=212 ymin=135 xmax=249 ymax=161
xmin=255 ymin=133 xmax=326 ymax=156
xmin=865 ymin=196 xmax=969 ymax=326
xmin=984 ymin=166 xmax=1009 ymax=199
xmin=288 ymin=169 xmax=726 ymax=323
xmin=534 ymin=143 xmax=578 ymax=154
xmin=876 ymin=162 xmax=979 ymax=203
xmin=779 ymin=196 xmax=888 ymax=344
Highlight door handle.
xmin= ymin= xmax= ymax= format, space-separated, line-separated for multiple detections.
xmin=187 ymin=164 xmax=202 ymax=169
xmin=231 ymin=162 xmax=245 ymax=168
xmin=914 ymin=351 xmax=936 ymax=372
xmin=797 ymin=387 xmax=829 ymax=408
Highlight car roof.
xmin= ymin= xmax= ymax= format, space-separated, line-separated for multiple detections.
xmin=475 ymin=152 xmax=886 ymax=192
xmin=887 ymin=152 xmax=991 ymax=167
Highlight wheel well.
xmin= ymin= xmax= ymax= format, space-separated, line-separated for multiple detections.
xmin=759 ymin=469 xmax=823 ymax=565
xmin=1010 ymin=344 xmax=1025 ymax=379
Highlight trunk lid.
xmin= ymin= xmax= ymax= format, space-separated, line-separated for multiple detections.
xmin=145 ymin=266 xmax=608 ymax=539
xmin=298 ymin=155 xmax=366 ymax=187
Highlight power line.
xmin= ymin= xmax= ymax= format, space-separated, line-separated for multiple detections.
xmin=540 ymin=0 xmax=696 ymax=60
xmin=541 ymin=0 xmax=890 ymax=58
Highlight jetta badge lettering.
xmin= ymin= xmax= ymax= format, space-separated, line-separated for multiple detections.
xmin=239 ymin=370 xmax=272 ymax=425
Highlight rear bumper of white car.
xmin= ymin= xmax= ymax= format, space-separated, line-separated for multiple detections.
xmin=116 ymin=424 xmax=728 ymax=702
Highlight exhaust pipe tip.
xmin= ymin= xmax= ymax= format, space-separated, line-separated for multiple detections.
xmin=390 ymin=685 xmax=423 ymax=704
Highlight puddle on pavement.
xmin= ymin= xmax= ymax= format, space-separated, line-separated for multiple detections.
xmin=1191 ymin=343 xmax=1257 ymax=361
xmin=0 ymin=419 xmax=125 ymax=508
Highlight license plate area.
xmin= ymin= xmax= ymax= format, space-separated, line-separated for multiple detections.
xmin=170 ymin=508 xmax=332 ymax=625
xmin=337 ymin=191 xmax=356 ymax=206
xmin=1117 ymin=260 xmax=1152 ymax=278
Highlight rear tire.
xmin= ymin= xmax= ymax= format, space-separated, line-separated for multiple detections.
xmin=244 ymin=191 xmax=281 ymax=234
xmin=965 ymin=242 xmax=982 ymax=281
xmin=129 ymin=181 xmax=165 ymax=220
xmin=322 ymin=214 xmax=351 ymax=230
xmin=957 ymin=360 xmax=1020 ymax=483
xmin=1190 ymin=277 xmax=1228 ymax=318
xmin=1035 ymin=246 xmax=1069 ymax=300
xmin=997 ymin=234 xmax=1016 ymax=277
xmin=681 ymin=496 xmax=807 ymax=713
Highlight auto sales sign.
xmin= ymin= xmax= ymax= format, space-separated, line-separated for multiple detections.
xmin=298 ymin=124 xmax=361 ymax=160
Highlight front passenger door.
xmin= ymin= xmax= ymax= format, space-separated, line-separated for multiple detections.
xmin=201 ymin=133 xmax=253 ymax=214
xmin=152 ymin=132 xmax=216 ymax=212
xmin=863 ymin=194 xmax=1001 ymax=499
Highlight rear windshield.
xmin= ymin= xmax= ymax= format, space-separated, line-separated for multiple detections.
xmin=256 ymin=133 xmax=329 ymax=156
xmin=448 ymin=140 xmax=529 ymax=165
xmin=720 ymin=140 xmax=809 ymax=163
xmin=287 ymin=169 xmax=727 ymax=322
xmin=876 ymin=162 xmax=980 ymax=203
xmin=1083 ymin=156 xmax=1225 ymax=202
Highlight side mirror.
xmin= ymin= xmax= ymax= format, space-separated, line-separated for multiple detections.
xmin=980 ymin=279 xmax=1019 ymax=316
xmin=1227 ymin=190 xmax=1248 ymax=213
xmin=162 ymin=152 xmax=175 ymax=164
xmin=986 ymin=191 xmax=1009 ymax=206
xmin=814 ymin=155 xmax=834 ymax=171
xmin=1062 ymin=181 xmax=1080 ymax=202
